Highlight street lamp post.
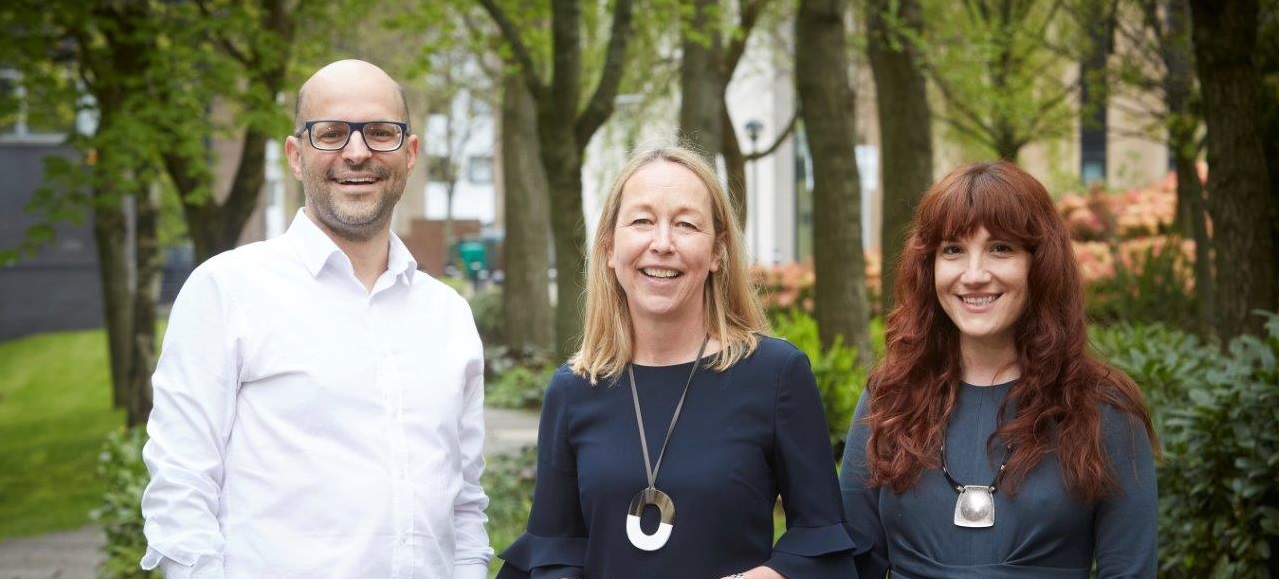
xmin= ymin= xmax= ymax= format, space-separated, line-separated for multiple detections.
xmin=744 ymin=119 xmax=763 ymax=265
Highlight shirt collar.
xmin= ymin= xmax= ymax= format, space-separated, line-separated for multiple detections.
xmin=386 ymin=228 xmax=418 ymax=284
xmin=286 ymin=208 xmax=419 ymax=285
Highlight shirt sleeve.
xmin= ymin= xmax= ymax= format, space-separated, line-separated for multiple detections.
xmin=765 ymin=350 xmax=860 ymax=579
xmin=454 ymin=328 xmax=495 ymax=576
xmin=139 ymin=265 xmax=236 ymax=576
xmin=839 ymin=391 xmax=890 ymax=579
xmin=1093 ymin=405 xmax=1158 ymax=578
xmin=497 ymin=368 xmax=588 ymax=579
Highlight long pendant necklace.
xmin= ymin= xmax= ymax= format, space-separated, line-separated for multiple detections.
xmin=624 ymin=335 xmax=709 ymax=551
xmin=941 ymin=442 xmax=1012 ymax=528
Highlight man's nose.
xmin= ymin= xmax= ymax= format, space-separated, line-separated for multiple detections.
xmin=342 ymin=130 xmax=373 ymax=162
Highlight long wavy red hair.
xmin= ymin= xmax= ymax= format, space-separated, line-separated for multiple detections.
xmin=864 ymin=161 xmax=1156 ymax=503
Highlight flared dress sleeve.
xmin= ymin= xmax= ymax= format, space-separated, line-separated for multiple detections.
xmin=497 ymin=367 xmax=588 ymax=579
xmin=839 ymin=392 xmax=890 ymax=579
xmin=1093 ymin=405 xmax=1158 ymax=578
xmin=764 ymin=351 xmax=861 ymax=578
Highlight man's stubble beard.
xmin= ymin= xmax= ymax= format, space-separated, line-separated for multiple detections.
xmin=303 ymin=160 xmax=404 ymax=242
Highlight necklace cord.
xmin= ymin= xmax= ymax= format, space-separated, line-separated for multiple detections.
xmin=940 ymin=443 xmax=1013 ymax=493
xmin=627 ymin=335 xmax=710 ymax=490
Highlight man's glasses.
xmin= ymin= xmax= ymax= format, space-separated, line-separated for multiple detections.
xmin=297 ymin=120 xmax=409 ymax=152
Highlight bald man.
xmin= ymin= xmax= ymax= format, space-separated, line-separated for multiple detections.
xmin=140 ymin=60 xmax=493 ymax=578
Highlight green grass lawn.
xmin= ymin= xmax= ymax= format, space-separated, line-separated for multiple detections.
xmin=0 ymin=329 xmax=124 ymax=538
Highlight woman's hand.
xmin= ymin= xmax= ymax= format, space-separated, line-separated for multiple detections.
xmin=720 ymin=566 xmax=786 ymax=579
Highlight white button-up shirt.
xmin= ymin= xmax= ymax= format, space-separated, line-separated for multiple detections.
xmin=141 ymin=210 xmax=492 ymax=578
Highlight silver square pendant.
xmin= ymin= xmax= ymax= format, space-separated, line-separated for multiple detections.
xmin=953 ymin=485 xmax=995 ymax=528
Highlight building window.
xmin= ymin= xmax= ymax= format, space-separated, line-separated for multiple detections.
xmin=1078 ymin=22 xmax=1109 ymax=185
xmin=467 ymin=155 xmax=493 ymax=184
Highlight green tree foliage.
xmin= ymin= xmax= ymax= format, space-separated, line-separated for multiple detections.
xmin=912 ymin=0 xmax=1082 ymax=160
xmin=1 ymin=0 xmax=348 ymax=425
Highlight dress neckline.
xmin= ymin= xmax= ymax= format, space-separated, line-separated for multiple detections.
xmin=958 ymin=378 xmax=1018 ymax=389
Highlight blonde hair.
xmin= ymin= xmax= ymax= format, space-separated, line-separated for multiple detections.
xmin=569 ymin=145 xmax=769 ymax=383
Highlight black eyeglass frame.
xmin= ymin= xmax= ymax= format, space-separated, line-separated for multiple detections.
xmin=296 ymin=120 xmax=410 ymax=152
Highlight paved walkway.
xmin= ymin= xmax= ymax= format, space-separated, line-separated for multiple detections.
xmin=0 ymin=406 xmax=541 ymax=579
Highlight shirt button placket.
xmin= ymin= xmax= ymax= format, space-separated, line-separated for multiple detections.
xmin=375 ymin=299 xmax=413 ymax=575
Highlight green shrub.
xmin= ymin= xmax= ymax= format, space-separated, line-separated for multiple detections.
xmin=1089 ymin=322 xmax=1218 ymax=431
xmin=1094 ymin=314 xmax=1279 ymax=578
xmin=438 ymin=275 xmax=470 ymax=296
xmin=470 ymin=287 xmax=505 ymax=346
xmin=93 ymin=427 xmax=158 ymax=578
xmin=485 ymin=346 xmax=557 ymax=410
xmin=770 ymin=310 xmax=867 ymax=459
xmin=484 ymin=446 xmax=538 ymax=578
xmin=487 ymin=365 xmax=555 ymax=409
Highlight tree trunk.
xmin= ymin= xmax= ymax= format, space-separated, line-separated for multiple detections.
xmin=91 ymin=180 xmax=134 ymax=411
xmin=501 ymin=74 xmax=555 ymax=350
xmin=177 ymin=0 xmax=293 ymax=264
xmin=867 ymin=0 xmax=932 ymax=313
xmin=718 ymin=0 xmax=773 ymax=233
xmin=444 ymin=182 xmax=457 ymax=265
xmin=796 ymin=0 xmax=873 ymax=366
xmin=127 ymin=185 xmax=161 ymax=427
xmin=81 ymin=10 xmax=150 ymax=412
xmin=1173 ymin=136 xmax=1213 ymax=335
xmin=1158 ymin=0 xmax=1214 ymax=335
xmin=1261 ymin=4 xmax=1279 ymax=298
xmin=1189 ymin=0 xmax=1278 ymax=340
xmin=180 ymin=126 xmax=273 ymax=263
xmin=539 ymin=117 xmax=589 ymax=358
xmin=679 ymin=0 xmax=724 ymax=162
xmin=993 ymin=126 xmax=1023 ymax=162
xmin=721 ymin=105 xmax=749 ymax=231
xmin=479 ymin=0 xmax=634 ymax=358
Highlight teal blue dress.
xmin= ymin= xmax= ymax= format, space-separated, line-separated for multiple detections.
xmin=498 ymin=337 xmax=859 ymax=579
xmin=839 ymin=381 xmax=1157 ymax=578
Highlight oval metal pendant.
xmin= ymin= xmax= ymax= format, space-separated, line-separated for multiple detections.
xmin=954 ymin=485 xmax=995 ymax=528
xmin=626 ymin=488 xmax=675 ymax=551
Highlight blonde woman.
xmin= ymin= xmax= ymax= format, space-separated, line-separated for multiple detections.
xmin=497 ymin=146 xmax=859 ymax=579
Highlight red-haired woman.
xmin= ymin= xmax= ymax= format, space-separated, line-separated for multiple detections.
xmin=840 ymin=161 xmax=1158 ymax=578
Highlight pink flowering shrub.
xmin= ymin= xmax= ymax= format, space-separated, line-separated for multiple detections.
xmin=1059 ymin=170 xmax=1204 ymax=327
xmin=752 ymin=251 xmax=883 ymax=319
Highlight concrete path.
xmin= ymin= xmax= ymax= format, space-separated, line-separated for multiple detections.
xmin=0 ymin=405 xmax=541 ymax=579
xmin=0 ymin=525 xmax=104 ymax=579
xmin=483 ymin=406 xmax=542 ymax=456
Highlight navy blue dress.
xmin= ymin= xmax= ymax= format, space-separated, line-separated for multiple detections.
xmin=498 ymin=337 xmax=859 ymax=579
xmin=840 ymin=381 xmax=1157 ymax=579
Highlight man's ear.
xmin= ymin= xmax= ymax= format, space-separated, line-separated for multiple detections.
xmin=285 ymin=136 xmax=304 ymax=180
xmin=404 ymin=134 xmax=420 ymax=171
